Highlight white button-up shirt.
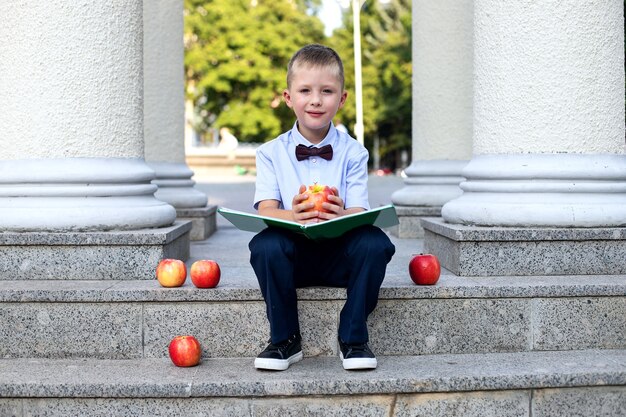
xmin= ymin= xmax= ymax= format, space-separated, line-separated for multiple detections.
xmin=253 ymin=122 xmax=370 ymax=211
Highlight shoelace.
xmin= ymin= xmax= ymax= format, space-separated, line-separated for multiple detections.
xmin=344 ymin=343 xmax=370 ymax=356
xmin=267 ymin=334 xmax=299 ymax=352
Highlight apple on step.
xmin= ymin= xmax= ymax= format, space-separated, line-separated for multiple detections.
xmin=168 ymin=335 xmax=202 ymax=367
xmin=156 ymin=259 xmax=187 ymax=287
xmin=190 ymin=260 xmax=221 ymax=288
xmin=409 ymin=254 xmax=441 ymax=285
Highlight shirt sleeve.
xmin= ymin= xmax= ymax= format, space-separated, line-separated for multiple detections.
xmin=344 ymin=147 xmax=370 ymax=210
xmin=253 ymin=145 xmax=282 ymax=210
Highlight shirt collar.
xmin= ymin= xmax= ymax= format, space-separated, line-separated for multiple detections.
xmin=291 ymin=122 xmax=337 ymax=147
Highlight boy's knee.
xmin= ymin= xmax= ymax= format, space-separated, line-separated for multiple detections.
xmin=346 ymin=226 xmax=395 ymax=259
xmin=249 ymin=228 xmax=295 ymax=257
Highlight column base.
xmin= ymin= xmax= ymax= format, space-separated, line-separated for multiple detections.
xmin=0 ymin=221 xmax=191 ymax=280
xmin=0 ymin=158 xmax=177 ymax=232
xmin=389 ymin=206 xmax=441 ymax=238
xmin=176 ymin=205 xmax=217 ymax=241
xmin=147 ymin=161 xmax=209 ymax=208
xmin=422 ymin=217 xmax=626 ymax=277
xmin=442 ymin=154 xmax=626 ymax=227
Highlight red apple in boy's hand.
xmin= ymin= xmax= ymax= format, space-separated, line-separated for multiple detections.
xmin=168 ymin=335 xmax=202 ymax=367
xmin=156 ymin=259 xmax=187 ymax=287
xmin=190 ymin=260 xmax=221 ymax=288
xmin=302 ymin=184 xmax=334 ymax=213
xmin=409 ymin=254 xmax=441 ymax=285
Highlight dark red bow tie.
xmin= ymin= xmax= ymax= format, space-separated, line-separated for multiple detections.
xmin=295 ymin=144 xmax=333 ymax=161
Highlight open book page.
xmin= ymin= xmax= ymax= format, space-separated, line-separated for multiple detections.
xmin=217 ymin=205 xmax=398 ymax=240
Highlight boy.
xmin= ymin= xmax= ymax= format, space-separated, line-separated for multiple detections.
xmin=249 ymin=44 xmax=395 ymax=371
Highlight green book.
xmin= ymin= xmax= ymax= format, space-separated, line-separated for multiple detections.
xmin=217 ymin=204 xmax=399 ymax=241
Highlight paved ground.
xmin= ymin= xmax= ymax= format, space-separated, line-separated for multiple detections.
xmin=193 ymin=167 xmax=405 ymax=228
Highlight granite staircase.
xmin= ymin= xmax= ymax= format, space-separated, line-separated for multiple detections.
xmin=1 ymin=226 xmax=625 ymax=416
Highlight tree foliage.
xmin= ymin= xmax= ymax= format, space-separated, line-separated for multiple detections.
xmin=184 ymin=0 xmax=325 ymax=142
xmin=184 ymin=0 xmax=412 ymax=169
xmin=328 ymin=0 xmax=412 ymax=169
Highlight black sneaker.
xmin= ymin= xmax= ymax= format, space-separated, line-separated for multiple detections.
xmin=254 ymin=333 xmax=303 ymax=371
xmin=338 ymin=338 xmax=377 ymax=370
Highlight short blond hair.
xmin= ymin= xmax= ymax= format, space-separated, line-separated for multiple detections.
xmin=286 ymin=44 xmax=345 ymax=90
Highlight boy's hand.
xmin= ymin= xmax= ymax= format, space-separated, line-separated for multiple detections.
xmin=316 ymin=186 xmax=345 ymax=221
xmin=292 ymin=185 xmax=321 ymax=224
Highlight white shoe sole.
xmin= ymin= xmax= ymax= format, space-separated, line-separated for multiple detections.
xmin=340 ymin=352 xmax=377 ymax=370
xmin=254 ymin=351 xmax=303 ymax=371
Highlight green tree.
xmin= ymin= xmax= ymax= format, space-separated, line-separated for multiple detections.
xmin=328 ymin=0 xmax=412 ymax=169
xmin=184 ymin=0 xmax=325 ymax=143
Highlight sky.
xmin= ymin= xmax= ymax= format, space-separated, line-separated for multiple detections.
xmin=318 ymin=0 xmax=346 ymax=36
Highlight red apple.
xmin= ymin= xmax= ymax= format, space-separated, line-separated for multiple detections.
xmin=168 ymin=335 xmax=202 ymax=367
xmin=156 ymin=259 xmax=187 ymax=288
xmin=190 ymin=260 xmax=221 ymax=288
xmin=303 ymin=183 xmax=334 ymax=213
xmin=409 ymin=254 xmax=441 ymax=285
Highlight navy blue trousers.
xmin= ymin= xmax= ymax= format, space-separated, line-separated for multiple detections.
xmin=249 ymin=225 xmax=395 ymax=345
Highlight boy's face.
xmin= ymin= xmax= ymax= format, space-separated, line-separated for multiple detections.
xmin=283 ymin=64 xmax=347 ymax=143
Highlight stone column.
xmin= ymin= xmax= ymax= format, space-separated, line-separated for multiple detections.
xmin=143 ymin=0 xmax=216 ymax=241
xmin=424 ymin=0 xmax=626 ymax=276
xmin=390 ymin=0 xmax=473 ymax=238
xmin=0 ymin=1 xmax=189 ymax=279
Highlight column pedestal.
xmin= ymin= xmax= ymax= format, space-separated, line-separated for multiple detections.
xmin=424 ymin=0 xmax=625 ymax=277
xmin=390 ymin=206 xmax=442 ymax=238
xmin=176 ymin=206 xmax=217 ymax=241
xmin=0 ymin=158 xmax=176 ymax=232
xmin=0 ymin=221 xmax=190 ymax=280
xmin=143 ymin=0 xmax=213 ymax=240
xmin=441 ymin=155 xmax=626 ymax=228
xmin=425 ymin=154 xmax=626 ymax=276
xmin=0 ymin=1 xmax=192 ymax=280
xmin=390 ymin=0 xmax=473 ymax=238
xmin=0 ymin=158 xmax=189 ymax=279
xmin=390 ymin=160 xmax=465 ymax=238
xmin=148 ymin=162 xmax=216 ymax=240
xmin=423 ymin=217 xmax=626 ymax=277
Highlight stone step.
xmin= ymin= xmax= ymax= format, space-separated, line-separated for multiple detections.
xmin=1 ymin=350 xmax=625 ymax=416
xmin=0 ymin=221 xmax=192 ymax=280
xmin=2 ymin=227 xmax=625 ymax=359
xmin=1 ymin=274 xmax=625 ymax=360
